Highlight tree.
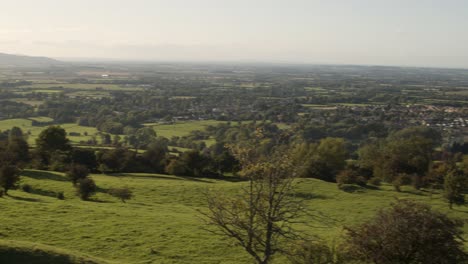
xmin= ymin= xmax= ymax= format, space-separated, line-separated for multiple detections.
xmin=0 ymin=165 xmax=21 ymax=194
xmin=35 ymin=126 xmax=71 ymax=167
xmin=142 ymin=139 xmax=168 ymax=173
xmin=293 ymin=138 xmax=348 ymax=181
xmin=36 ymin=126 xmax=71 ymax=153
xmin=344 ymin=200 xmax=467 ymax=264
xmin=108 ymin=187 xmax=133 ymax=203
xmin=76 ymin=178 xmax=96 ymax=200
xmin=71 ymin=148 xmax=98 ymax=171
xmin=6 ymin=136 xmax=29 ymax=165
xmin=203 ymin=146 xmax=303 ymax=264
xmin=66 ymin=164 xmax=89 ymax=186
xmin=444 ymin=170 xmax=466 ymax=209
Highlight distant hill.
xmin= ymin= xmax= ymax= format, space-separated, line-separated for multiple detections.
xmin=0 ymin=53 xmax=63 ymax=67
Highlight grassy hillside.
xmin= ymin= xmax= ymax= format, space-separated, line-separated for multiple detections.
xmin=0 ymin=170 xmax=466 ymax=263
xmin=0 ymin=239 xmax=110 ymax=264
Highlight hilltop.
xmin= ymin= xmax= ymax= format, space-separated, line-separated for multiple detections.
xmin=0 ymin=53 xmax=62 ymax=67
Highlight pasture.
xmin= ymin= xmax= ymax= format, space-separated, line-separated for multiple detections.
xmin=0 ymin=170 xmax=466 ymax=263
xmin=0 ymin=118 xmax=100 ymax=145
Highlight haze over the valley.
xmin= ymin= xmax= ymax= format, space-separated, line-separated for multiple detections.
xmin=1 ymin=0 xmax=468 ymax=68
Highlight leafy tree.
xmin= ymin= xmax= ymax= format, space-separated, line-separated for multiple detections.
xmin=66 ymin=164 xmax=89 ymax=185
xmin=293 ymin=138 xmax=347 ymax=181
xmin=35 ymin=126 xmax=71 ymax=167
xmin=444 ymin=170 xmax=466 ymax=209
xmin=358 ymin=127 xmax=436 ymax=182
xmin=178 ymin=150 xmax=209 ymax=177
xmin=142 ymin=139 xmax=168 ymax=173
xmin=71 ymin=148 xmax=98 ymax=171
xmin=344 ymin=200 xmax=467 ymax=264
xmin=36 ymin=126 xmax=71 ymax=153
xmin=76 ymin=177 xmax=96 ymax=200
xmin=165 ymin=159 xmax=189 ymax=176
xmin=0 ymin=165 xmax=20 ymax=194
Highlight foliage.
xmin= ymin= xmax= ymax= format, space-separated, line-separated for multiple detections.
xmin=66 ymin=164 xmax=89 ymax=186
xmin=343 ymin=199 xmax=467 ymax=264
xmin=75 ymin=178 xmax=96 ymax=200
xmin=288 ymin=240 xmax=342 ymax=264
xmin=444 ymin=169 xmax=466 ymax=209
xmin=0 ymin=165 xmax=21 ymax=194
xmin=36 ymin=126 xmax=71 ymax=153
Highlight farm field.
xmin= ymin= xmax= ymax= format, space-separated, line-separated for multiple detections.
xmin=0 ymin=119 xmax=100 ymax=145
xmin=0 ymin=170 xmax=466 ymax=264
xmin=143 ymin=120 xmax=226 ymax=138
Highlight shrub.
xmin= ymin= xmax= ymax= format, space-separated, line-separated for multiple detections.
xmin=56 ymin=191 xmax=65 ymax=200
xmin=76 ymin=178 xmax=96 ymax=200
xmin=108 ymin=187 xmax=133 ymax=203
xmin=392 ymin=175 xmax=405 ymax=192
xmin=343 ymin=200 xmax=467 ymax=264
xmin=21 ymin=184 xmax=32 ymax=193
xmin=338 ymin=184 xmax=365 ymax=193
xmin=66 ymin=164 xmax=89 ymax=185
xmin=0 ymin=165 xmax=21 ymax=194
xmin=368 ymin=177 xmax=381 ymax=186
xmin=336 ymin=169 xmax=367 ymax=188
xmin=289 ymin=240 xmax=342 ymax=264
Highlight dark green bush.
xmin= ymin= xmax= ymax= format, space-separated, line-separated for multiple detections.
xmin=56 ymin=191 xmax=65 ymax=200
xmin=75 ymin=178 xmax=96 ymax=200
xmin=21 ymin=184 xmax=32 ymax=193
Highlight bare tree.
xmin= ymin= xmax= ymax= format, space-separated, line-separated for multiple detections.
xmin=202 ymin=145 xmax=303 ymax=264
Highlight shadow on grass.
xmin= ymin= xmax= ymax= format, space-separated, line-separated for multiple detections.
xmin=293 ymin=192 xmax=328 ymax=200
xmin=88 ymin=198 xmax=113 ymax=203
xmin=215 ymin=176 xmax=246 ymax=183
xmin=22 ymin=170 xmax=68 ymax=182
xmin=402 ymin=189 xmax=427 ymax=196
xmin=107 ymin=173 xmax=213 ymax=183
xmin=7 ymin=195 xmax=41 ymax=202
xmin=364 ymin=185 xmax=381 ymax=190
xmin=28 ymin=188 xmax=58 ymax=198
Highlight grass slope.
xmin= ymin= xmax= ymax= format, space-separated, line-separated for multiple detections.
xmin=0 ymin=170 xmax=466 ymax=263
xmin=0 ymin=239 xmax=111 ymax=264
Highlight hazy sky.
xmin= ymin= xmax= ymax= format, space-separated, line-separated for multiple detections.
xmin=1 ymin=0 xmax=468 ymax=67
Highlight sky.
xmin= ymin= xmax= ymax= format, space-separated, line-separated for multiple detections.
xmin=1 ymin=0 xmax=468 ymax=68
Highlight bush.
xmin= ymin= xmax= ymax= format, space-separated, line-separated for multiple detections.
xmin=343 ymin=200 xmax=467 ymax=264
xmin=0 ymin=190 xmax=3 ymax=197
xmin=289 ymin=240 xmax=343 ymax=264
xmin=21 ymin=184 xmax=32 ymax=193
xmin=338 ymin=184 xmax=365 ymax=193
xmin=56 ymin=191 xmax=65 ymax=200
xmin=0 ymin=165 xmax=21 ymax=194
xmin=336 ymin=169 xmax=367 ymax=188
xmin=392 ymin=175 xmax=404 ymax=192
xmin=66 ymin=164 xmax=89 ymax=185
xmin=76 ymin=178 xmax=96 ymax=200
xmin=108 ymin=187 xmax=133 ymax=203
xmin=368 ymin=177 xmax=381 ymax=186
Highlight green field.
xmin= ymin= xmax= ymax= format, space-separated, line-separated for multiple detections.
xmin=0 ymin=119 xmax=100 ymax=145
xmin=143 ymin=120 xmax=225 ymax=138
xmin=0 ymin=170 xmax=466 ymax=263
